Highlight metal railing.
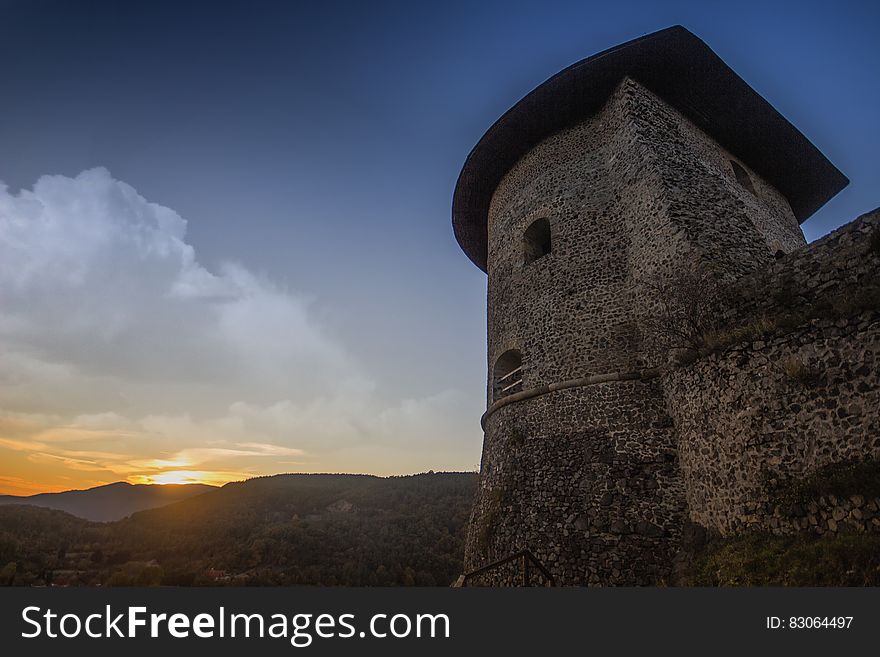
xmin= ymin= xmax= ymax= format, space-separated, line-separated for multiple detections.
xmin=454 ymin=549 xmax=555 ymax=587
xmin=496 ymin=366 xmax=523 ymax=397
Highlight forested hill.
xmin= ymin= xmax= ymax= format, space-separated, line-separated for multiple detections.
xmin=0 ymin=472 xmax=478 ymax=586
xmin=0 ymin=482 xmax=215 ymax=522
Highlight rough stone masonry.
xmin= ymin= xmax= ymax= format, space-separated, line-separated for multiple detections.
xmin=451 ymin=26 xmax=878 ymax=585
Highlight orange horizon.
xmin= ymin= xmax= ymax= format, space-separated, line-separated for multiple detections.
xmin=0 ymin=474 xmax=233 ymax=497
xmin=0 ymin=467 xmax=474 ymax=497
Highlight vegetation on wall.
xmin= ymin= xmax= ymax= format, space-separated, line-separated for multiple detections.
xmin=644 ymin=257 xmax=880 ymax=366
xmin=640 ymin=264 xmax=727 ymax=355
xmin=779 ymin=355 xmax=821 ymax=388
xmin=677 ymin=460 xmax=880 ymax=586
xmin=771 ymin=460 xmax=880 ymax=510
xmin=686 ymin=531 xmax=880 ymax=586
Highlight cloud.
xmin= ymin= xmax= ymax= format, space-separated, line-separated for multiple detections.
xmin=0 ymin=168 xmax=363 ymax=415
xmin=0 ymin=168 xmax=477 ymax=490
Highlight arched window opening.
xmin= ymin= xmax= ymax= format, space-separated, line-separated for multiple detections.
xmin=523 ymin=218 xmax=552 ymax=265
xmin=493 ymin=350 xmax=523 ymax=401
xmin=730 ymin=160 xmax=756 ymax=195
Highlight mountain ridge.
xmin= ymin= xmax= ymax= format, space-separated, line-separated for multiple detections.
xmin=0 ymin=481 xmax=216 ymax=522
xmin=0 ymin=471 xmax=477 ymax=586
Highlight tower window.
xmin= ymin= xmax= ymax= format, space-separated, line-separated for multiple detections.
xmin=493 ymin=350 xmax=523 ymax=401
xmin=730 ymin=160 xmax=756 ymax=195
xmin=523 ymin=218 xmax=552 ymax=265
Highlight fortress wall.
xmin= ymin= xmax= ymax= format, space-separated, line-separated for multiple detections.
xmin=468 ymin=73 xmax=871 ymax=583
xmin=467 ymin=380 xmax=685 ymax=585
xmin=645 ymin=83 xmax=805 ymax=258
xmin=613 ymin=78 xmax=805 ymax=366
xmin=725 ymin=209 xmax=880 ymax=323
xmin=663 ymin=210 xmax=880 ymax=535
xmin=610 ymin=80 xmax=695 ymax=369
xmin=621 ymin=79 xmax=804 ymax=283
xmin=486 ymin=83 xmax=640 ymax=388
xmin=470 ymin=78 xmax=824 ymax=584
xmin=471 ymin=81 xmax=691 ymax=584
xmin=483 ymin=77 xmax=806 ymax=390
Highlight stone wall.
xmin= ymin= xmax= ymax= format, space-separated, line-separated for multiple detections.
xmin=467 ymin=71 xmax=879 ymax=585
xmin=766 ymin=493 xmax=880 ymax=537
xmin=486 ymin=78 xmax=643 ymax=387
xmin=726 ymin=209 xmax=880 ymax=325
xmin=664 ymin=312 xmax=880 ymax=534
xmin=663 ymin=210 xmax=880 ymax=535
xmin=467 ymin=76 xmax=811 ymax=584
xmin=484 ymin=77 xmax=801 ymax=389
xmin=468 ymin=380 xmax=685 ymax=586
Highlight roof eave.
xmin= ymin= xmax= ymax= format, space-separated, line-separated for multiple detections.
xmin=452 ymin=25 xmax=849 ymax=272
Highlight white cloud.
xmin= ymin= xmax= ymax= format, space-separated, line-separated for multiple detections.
xmin=0 ymin=168 xmax=360 ymax=409
xmin=0 ymin=168 xmax=477 ymax=482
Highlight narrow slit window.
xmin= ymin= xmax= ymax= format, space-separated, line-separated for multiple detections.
xmin=494 ymin=350 xmax=523 ymax=401
xmin=730 ymin=160 xmax=756 ymax=195
xmin=523 ymin=218 xmax=552 ymax=265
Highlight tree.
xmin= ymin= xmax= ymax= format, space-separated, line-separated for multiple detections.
xmin=1 ymin=562 xmax=16 ymax=586
xmin=640 ymin=265 xmax=726 ymax=355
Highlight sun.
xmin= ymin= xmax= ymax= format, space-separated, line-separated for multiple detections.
xmin=146 ymin=471 xmax=205 ymax=485
xmin=129 ymin=470 xmax=245 ymax=487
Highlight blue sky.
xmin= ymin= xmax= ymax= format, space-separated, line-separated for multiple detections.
xmin=0 ymin=0 xmax=877 ymax=493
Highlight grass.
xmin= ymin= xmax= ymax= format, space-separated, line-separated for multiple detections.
xmin=688 ymin=531 xmax=880 ymax=586
xmin=702 ymin=316 xmax=779 ymax=352
xmin=780 ymin=355 xmax=820 ymax=387
xmin=813 ymin=285 xmax=880 ymax=319
xmin=681 ymin=460 xmax=880 ymax=586
xmin=676 ymin=282 xmax=880 ymax=363
xmin=771 ymin=460 xmax=880 ymax=509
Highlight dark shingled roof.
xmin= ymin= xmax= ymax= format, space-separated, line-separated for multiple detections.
xmin=452 ymin=25 xmax=849 ymax=272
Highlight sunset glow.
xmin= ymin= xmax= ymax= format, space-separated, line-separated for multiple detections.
xmin=2 ymin=1 xmax=873 ymax=500
xmin=0 ymin=164 xmax=480 ymax=495
xmin=128 ymin=471 xmax=246 ymax=487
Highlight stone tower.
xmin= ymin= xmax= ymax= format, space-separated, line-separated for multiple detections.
xmin=452 ymin=26 xmax=848 ymax=585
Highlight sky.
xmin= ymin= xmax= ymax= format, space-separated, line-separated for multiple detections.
xmin=0 ymin=0 xmax=877 ymax=495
